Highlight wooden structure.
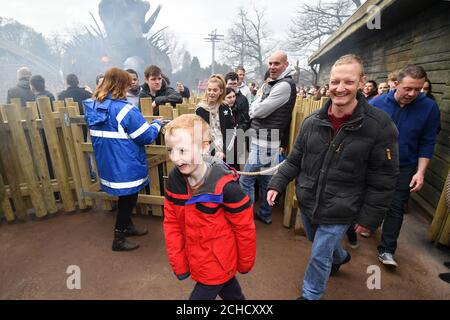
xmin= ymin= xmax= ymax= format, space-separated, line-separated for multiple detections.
xmin=308 ymin=0 xmax=450 ymax=218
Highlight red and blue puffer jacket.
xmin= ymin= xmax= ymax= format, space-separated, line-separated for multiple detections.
xmin=163 ymin=160 xmax=256 ymax=285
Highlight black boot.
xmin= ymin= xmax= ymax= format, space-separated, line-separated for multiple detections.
xmin=112 ymin=230 xmax=140 ymax=251
xmin=123 ymin=223 xmax=148 ymax=237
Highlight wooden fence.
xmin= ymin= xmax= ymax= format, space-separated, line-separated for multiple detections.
xmin=0 ymin=94 xmax=446 ymax=234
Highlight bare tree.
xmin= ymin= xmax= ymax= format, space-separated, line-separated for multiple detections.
xmin=221 ymin=7 xmax=275 ymax=80
xmin=287 ymin=0 xmax=357 ymax=56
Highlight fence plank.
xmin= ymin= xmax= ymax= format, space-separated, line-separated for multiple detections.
xmin=0 ymin=170 xmax=15 ymax=222
xmin=0 ymin=106 xmax=27 ymax=220
xmin=67 ymin=106 xmax=94 ymax=208
xmin=37 ymin=97 xmax=76 ymax=212
xmin=25 ymin=103 xmax=58 ymax=214
xmin=140 ymin=98 xmax=153 ymax=116
xmin=4 ymin=104 xmax=48 ymax=217
xmin=58 ymin=106 xmax=87 ymax=210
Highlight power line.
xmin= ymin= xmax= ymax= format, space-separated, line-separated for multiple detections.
xmin=204 ymin=29 xmax=224 ymax=75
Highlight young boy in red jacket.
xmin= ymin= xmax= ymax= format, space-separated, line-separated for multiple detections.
xmin=163 ymin=114 xmax=256 ymax=300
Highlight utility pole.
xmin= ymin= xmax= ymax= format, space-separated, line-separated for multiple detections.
xmin=204 ymin=29 xmax=224 ymax=75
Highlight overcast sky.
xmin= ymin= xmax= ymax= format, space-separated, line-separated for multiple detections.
xmin=0 ymin=0 xmax=312 ymax=67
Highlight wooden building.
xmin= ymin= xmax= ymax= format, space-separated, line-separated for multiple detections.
xmin=308 ymin=0 xmax=450 ymax=219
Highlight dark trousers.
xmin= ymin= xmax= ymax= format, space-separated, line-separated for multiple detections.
xmin=378 ymin=166 xmax=416 ymax=255
xmin=346 ymin=222 xmax=357 ymax=243
xmin=189 ymin=277 xmax=245 ymax=300
xmin=115 ymin=193 xmax=139 ymax=231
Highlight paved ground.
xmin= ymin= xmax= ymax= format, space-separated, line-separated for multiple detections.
xmin=0 ymin=203 xmax=449 ymax=300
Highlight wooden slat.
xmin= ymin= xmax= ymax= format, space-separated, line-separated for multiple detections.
xmin=4 ymin=104 xmax=48 ymax=217
xmin=140 ymin=98 xmax=153 ymax=115
xmin=58 ymin=106 xmax=87 ymax=210
xmin=67 ymin=106 xmax=94 ymax=207
xmin=139 ymin=99 xmax=154 ymax=216
xmin=4 ymin=179 xmax=76 ymax=197
xmin=0 ymin=106 xmax=27 ymax=220
xmin=37 ymin=97 xmax=76 ymax=212
xmin=159 ymin=104 xmax=174 ymax=120
xmin=24 ymin=103 xmax=58 ymax=214
xmin=0 ymin=170 xmax=15 ymax=222
xmin=81 ymin=191 xmax=165 ymax=206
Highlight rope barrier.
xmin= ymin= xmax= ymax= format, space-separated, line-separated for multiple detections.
xmin=235 ymin=161 xmax=285 ymax=176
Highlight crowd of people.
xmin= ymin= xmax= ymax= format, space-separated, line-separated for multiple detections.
xmin=4 ymin=48 xmax=446 ymax=299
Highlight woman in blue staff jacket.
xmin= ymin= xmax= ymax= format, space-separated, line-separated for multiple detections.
xmin=83 ymin=67 xmax=162 ymax=251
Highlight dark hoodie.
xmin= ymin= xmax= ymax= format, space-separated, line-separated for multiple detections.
xmin=7 ymin=79 xmax=35 ymax=106
xmin=139 ymin=79 xmax=182 ymax=115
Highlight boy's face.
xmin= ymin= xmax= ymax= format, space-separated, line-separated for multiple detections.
xmin=165 ymin=128 xmax=208 ymax=176
xmin=146 ymin=75 xmax=162 ymax=92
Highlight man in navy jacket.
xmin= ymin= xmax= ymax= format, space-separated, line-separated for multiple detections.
xmin=371 ymin=65 xmax=440 ymax=268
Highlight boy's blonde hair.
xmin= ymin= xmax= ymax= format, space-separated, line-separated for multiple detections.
xmin=164 ymin=114 xmax=211 ymax=144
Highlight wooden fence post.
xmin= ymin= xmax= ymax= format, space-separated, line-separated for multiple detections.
xmin=4 ymin=104 xmax=48 ymax=218
xmin=67 ymin=106 xmax=94 ymax=208
xmin=140 ymin=98 xmax=153 ymax=116
xmin=58 ymin=106 xmax=87 ymax=210
xmin=37 ymin=97 xmax=76 ymax=213
xmin=0 ymin=106 xmax=27 ymax=221
xmin=24 ymin=102 xmax=58 ymax=214
xmin=0 ymin=170 xmax=15 ymax=222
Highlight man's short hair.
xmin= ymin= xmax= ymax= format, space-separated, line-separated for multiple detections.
xmin=66 ymin=74 xmax=79 ymax=87
xmin=30 ymin=75 xmax=46 ymax=92
xmin=236 ymin=66 xmax=245 ymax=73
xmin=17 ymin=67 xmax=32 ymax=80
xmin=144 ymin=65 xmax=162 ymax=79
xmin=125 ymin=69 xmax=138 ymax=78
xmin=397 ymin=65 xmax=427 ymax=83
xmin=225 ymin=72 xmax=239 ymax=83
xmin=332 ymin=54 xmax=365 ymax=76
xmin=387 ymin=70 xmax=398 ymax=82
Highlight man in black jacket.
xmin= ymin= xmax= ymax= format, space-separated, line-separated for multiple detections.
xmin=7 ymin=67 xmax=35 ymax=106
xmin=139 ymin=65 xmax=182 ymax=115
xmin=30 ymin=75 xmax=55 ymax=103
xmin=58 ymin=74 xmax=92 ymax=115
xmin=267 ymin=54 xmax=399 ymax=300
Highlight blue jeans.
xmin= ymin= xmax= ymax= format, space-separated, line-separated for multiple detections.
xmin=301 ymin=213 xmax=350 ymax=300
xmin=239 ymin=143 xmax=279 ymax=222
xmin=378 ymin=165 xmax=416 ymax=255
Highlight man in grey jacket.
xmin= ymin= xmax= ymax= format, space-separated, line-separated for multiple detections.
xmin=267 ymin=54 xmax=399 ymax=300
xmin=240 ymin=51 xmax=297 ymax=224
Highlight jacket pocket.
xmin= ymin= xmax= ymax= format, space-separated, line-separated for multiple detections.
xmin=212 ymin=235 xmax=236 ymax=275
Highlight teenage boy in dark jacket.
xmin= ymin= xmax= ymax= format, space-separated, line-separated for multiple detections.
xmin=267 ymin=54 xmax=399 ymax=300
xmin=139 ymin=65 xmax=182 ymax=115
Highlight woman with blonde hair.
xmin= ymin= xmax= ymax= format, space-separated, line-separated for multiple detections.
xmin=195 ymin=75 xmax=237 ymax=167
xmin=83 ymin=67 xmax=163 ymax=251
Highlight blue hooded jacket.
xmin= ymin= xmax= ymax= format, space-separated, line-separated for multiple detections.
xmin=371 ymin=90 xmax=440 ymax=167
xmin=83 ymin=95 xmax=162 ymax=196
